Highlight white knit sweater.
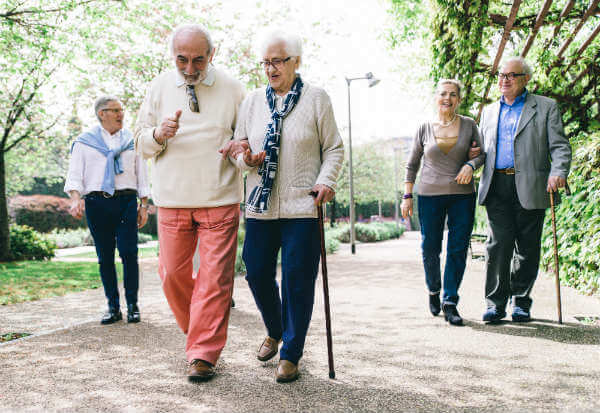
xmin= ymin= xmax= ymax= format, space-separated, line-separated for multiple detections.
xmin=234 ymin=82 xmax=344 ymax=219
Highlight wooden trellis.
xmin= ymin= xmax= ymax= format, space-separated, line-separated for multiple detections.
xmin=472 ymin=0 xmax=600 ymax=131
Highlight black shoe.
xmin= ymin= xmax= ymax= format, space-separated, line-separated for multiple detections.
xmin=231 ymin=298 xmax=235 ymax=308
xmin=101 ymin=308 xmax=122 ymax=325
xmin=511 ymin=306 xmax=531 ymax=322
xmin=443 ymin=303 xmax=464 ymax=326
xmin=482 ymin=307 xmax=506 ymax=323
xmin=127 ymin=304 xmax=141 ymax=323
xmin=429 ymin=293 xmax=441 ymax=316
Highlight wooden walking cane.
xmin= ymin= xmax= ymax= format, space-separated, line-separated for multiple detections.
xmin=311 ymin=191 xmax=335 ymax=379
xmin=550 ymin=183 xmax=570 ymax=325
xmin=549 ymin=190 xmax=562 ymax=324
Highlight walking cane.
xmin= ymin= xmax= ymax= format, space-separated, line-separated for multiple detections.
xmin=310 ymin=191 xmax=335 ymax=379
xmin=549 ymin=183 xmax=570 ymax=325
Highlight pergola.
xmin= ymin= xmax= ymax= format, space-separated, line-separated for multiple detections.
xmin=430 ymin=0 xmax=599 ymax=137
xmin=478 ymin=0 xmax=599 ymax=130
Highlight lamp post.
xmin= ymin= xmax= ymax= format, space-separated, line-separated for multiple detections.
xmin=345 ymin=72 xmax=380 ymax=254
xmin=394 ymin=146 xmax=400 ymax=231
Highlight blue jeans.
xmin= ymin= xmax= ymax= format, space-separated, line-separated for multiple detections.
xmin=85 ymin=193 xmax=139 ymax=309
xmin=243 ymin=218 xmax=320 ymax=365
xmin=418 ymin=193 xmax=476 ymax=306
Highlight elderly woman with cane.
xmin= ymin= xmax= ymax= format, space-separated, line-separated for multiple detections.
xmin=401 ymin=79 xmax=485 ymax=326
xmin=223 ymin=30 xmax=343 ymax=382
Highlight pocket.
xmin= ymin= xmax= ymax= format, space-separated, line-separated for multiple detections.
xmin=158 ymin=208 xmax=179 ymax=229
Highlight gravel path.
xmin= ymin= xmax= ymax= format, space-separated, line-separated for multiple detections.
xmin=1 ymin=232 xmax=599 ymax=412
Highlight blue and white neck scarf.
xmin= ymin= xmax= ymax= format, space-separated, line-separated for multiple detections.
xmin=247 ymin=75 xmax=304 ymax=213
xmin=72 ymin=125 xmax=134 ymax=196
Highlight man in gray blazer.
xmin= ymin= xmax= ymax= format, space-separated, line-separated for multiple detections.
xmin=477 ymin=57 xmax=571 ymax=323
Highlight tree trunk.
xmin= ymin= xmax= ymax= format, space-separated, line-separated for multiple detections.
xmin=0 ymin=151 xmax=11 ymax=261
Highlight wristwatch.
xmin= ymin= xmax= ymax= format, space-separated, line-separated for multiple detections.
xmin=402 ymin=193 xmax=413 ymax=199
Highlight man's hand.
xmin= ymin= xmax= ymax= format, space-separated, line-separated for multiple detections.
xmin=154 ymin=110 xmax=182 ymax=144
xmin=219 ymin=139 xmax=249 ymax=160
xmin=455 ymin=164 xmax=474 ymax=185
xmin=310 ymin=184 xmax=335 ymax=205
xmin=401 ymin=198 xmax=412 ymax=218
xmin=69 ymin=198 xmax=84 ymax=220
xmin=137 ymin=206 xmax=148 ymax=228
xmin=547 ymin=176 xmax=566 ymax=193
xmin=468 ymin=141 xmax=481 ymax=160
xmin=242 ymin=148 xmax=266 ymax=167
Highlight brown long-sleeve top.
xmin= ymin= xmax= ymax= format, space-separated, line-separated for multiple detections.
xmin=405 ymin=115 xmax=485 ymax=195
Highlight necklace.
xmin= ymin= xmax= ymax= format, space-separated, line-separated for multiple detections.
xmin=438 ymin=114 xmax=456 ymax=127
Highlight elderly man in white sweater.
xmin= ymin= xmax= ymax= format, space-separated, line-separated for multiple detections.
xmin=134 ymin=24 xmax=245 ymax=382
xmin=230 ymin=30 xmax=344 ymax=383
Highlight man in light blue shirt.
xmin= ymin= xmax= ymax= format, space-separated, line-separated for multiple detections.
xmin=495 ymin=90 xmax=527 ymax=169
xmin=475 ymin=57 xmax=571 ymax=323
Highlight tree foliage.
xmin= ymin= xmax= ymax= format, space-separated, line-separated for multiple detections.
xmin=335 ymin=143 xmax=397 ymax=206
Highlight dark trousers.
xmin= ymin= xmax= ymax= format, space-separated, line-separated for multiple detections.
xmin=418 ymin=193 xmax=476 ymax=305
xmin=243 ymin=218 xmax=320 ymax=365
xmin=484 ymin=173 xmax=546 ymax=311
xmin=85 ymin=193 xmax=139 ymax=309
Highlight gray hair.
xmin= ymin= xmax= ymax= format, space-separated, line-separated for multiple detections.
xmin=436 ymin=79 xmax=462 ymax=99
xmin=501 ymin=56 xmax=533 ymax=77
xmin=94 ymin=95 xmax=120 ymax=122
xmin=169 ymin=24 xmax=214 ymax=56
xmin=257 ymin=30 xmax=303 ymax=59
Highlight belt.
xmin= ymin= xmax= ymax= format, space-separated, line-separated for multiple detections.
xmin=495 ymin=168 xmax=515 ymax=175
xmin=85 ymin=189 xmax=138 ymax=198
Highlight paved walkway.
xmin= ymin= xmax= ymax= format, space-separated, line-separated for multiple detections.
xmin=1 ymin=233 xmax=599 ymax=412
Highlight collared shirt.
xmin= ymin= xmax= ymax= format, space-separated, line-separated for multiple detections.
xmin=65 ymin=126 xmax=150 ymax=198
xmin=495 ymin=89 xmax=528 ymax=169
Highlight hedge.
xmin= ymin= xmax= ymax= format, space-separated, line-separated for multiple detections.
xmin=540 ymin=132 xmax=600 ymax=295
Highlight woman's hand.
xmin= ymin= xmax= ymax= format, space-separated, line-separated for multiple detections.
xmin=455 ymin=164 xmax=473 ymax=185
xmin=310 ymin=184 xmax=335 ymax=205
xmin=242 ymin=148 xmax=266 ymax=167
xmin=401 ymin=198 xmax=413 ymax=218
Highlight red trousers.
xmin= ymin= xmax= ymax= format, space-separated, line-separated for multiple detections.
xmin=157 ymin=204 xmax=239 ymax=364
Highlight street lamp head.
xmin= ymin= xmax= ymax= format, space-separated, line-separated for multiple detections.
xmin=368 ymin=77 xmax=380 ymax=88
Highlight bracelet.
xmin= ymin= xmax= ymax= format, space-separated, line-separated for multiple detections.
xmin=402 ymin=193 xmax=413 ymax=199
xmin=465 ymin=162 xmax=475 ymax=171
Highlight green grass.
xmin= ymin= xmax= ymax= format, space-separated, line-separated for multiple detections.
xmin=66 ymin=246 xmax=159 ymax=260
xmin=0 ymin=261 xmax=122 ymax=305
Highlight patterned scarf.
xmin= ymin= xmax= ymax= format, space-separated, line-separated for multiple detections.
xmin=247 ymin=75 xmax=304 ymax=213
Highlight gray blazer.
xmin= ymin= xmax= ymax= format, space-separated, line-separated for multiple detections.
xmin=478 ymin=93 xmax=572 ymax=209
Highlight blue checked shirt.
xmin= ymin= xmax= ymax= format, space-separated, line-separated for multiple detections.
xmin=495 ymin=90 xmax=528 ymax=169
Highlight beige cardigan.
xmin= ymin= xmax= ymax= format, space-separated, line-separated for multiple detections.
xmin=134 ymin=68 xmax=245 ymax=208
xmin=234 ymin=83 xmax=344 ymax=219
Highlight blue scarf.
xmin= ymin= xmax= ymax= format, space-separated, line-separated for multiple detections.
xmin=72 ymin=125 xmax=134 ymax=196
xmin=247 ymin=75 xmax=304 ymax=213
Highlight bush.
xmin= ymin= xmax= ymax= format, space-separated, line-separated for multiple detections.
xmin=540 ymin=132 xmax=600 ymax=295
xmin=48 ymin=227 xmax=154 ymax=249
xmin=10 ymin=225 xmax=56 ymax=261
xmin=138 ymin=233 xmax=153 ymax=244
xmin=326 ymin=222 xmax=404 ymax=244
xmin=9 ymin=195 xmax=86 ymax=233
xmin=48 ymin=228 xmax=93 ymax=248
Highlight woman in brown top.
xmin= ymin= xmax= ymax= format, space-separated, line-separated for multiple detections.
xmin=401 ymin=79 xmax=485 ymax=326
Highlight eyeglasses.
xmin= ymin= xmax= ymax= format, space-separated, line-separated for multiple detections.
xmin=259 ymin=56 xmax=293 ymax=69
xmin=186 ymin=85 xmax=199 ymax=113
xmin=101 ymin=108 xmax=124 ymax=114
xmin=497 ymin=72 xmax=527 ymax=81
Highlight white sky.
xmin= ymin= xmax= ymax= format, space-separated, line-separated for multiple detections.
xmin=213 ymin=0 xmax=433 ymax=142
